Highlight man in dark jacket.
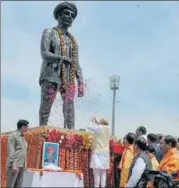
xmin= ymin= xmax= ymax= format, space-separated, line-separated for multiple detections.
xmin=147 ymin=133 xmax=162 ymax=162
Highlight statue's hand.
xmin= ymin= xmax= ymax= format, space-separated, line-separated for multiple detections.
xmin=77 ymin=84 xmax=84 ymax=97
xmin=61 ymin=56 xmax=71 ymax=64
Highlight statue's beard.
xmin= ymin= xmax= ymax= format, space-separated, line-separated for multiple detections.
xmin=61 ymin=19 xmax=72 ymax=27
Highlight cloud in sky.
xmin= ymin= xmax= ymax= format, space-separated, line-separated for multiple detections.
xmin=1 ymin=1 xmax=179 ymax=137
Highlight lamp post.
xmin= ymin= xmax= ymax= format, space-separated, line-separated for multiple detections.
xmin=109 ymin=75 xmax=120 ymax=136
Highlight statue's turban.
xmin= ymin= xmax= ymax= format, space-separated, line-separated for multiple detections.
xmin=53 ymin=2 xmax=78 ymax=20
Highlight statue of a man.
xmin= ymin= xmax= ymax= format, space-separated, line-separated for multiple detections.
xmin=39 ymin=2 xmax=84 ymax=129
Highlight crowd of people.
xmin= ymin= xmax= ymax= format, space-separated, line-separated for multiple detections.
xmin=6 ymin=118 xmax=179 ymax=188
xmin=119 ymin=126 xmax=179 ymax=188
xmin=88 ymin=118 xmax=179 ymax=188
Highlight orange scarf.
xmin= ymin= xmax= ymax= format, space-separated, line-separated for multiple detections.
xmin=119 ymin=145 xmax=134 ymax=187
xmin=119 ymin=145 xmax=134 ymax=169
xmin=159 ymin=148 xmax=179 ymax=174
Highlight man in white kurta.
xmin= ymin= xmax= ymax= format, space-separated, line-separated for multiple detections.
xmin=87 ymin=117 xmax=110 ymax=188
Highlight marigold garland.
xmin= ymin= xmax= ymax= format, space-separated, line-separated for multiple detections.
xmin=74 ymin=148 xmax=79 ymax=170
xmin=70 ymin=149 xmax=73 ymax=170
xmin=58 ymin=147 xmax=62 ymax=167
xmin=65 ymin=147 xmax=70 ymax=169
xmin=31 ymin=135 xmax=37 ymax=168
xmin=60 ymin=147 xmax=66 ymax=169
xmin=27 ymin=133 xmax=34 ymax=168
xmin=54 ymin=28 xmax=76 ymax=91
xmin=36 ymin=136 xmax=44 ymax=169
xmin=1 ymin=136 xmax=7 ymax=187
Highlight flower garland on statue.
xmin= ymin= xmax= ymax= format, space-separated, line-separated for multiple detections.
xmin=54 ymin=28 xmax=76 ymax=92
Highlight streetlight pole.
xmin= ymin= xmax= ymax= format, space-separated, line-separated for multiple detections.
xmin=109 ymin=75 xmax=120 ymax=136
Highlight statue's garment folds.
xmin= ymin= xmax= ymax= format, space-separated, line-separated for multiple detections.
xmin=39 ymin=28 xmax=83 ymax=129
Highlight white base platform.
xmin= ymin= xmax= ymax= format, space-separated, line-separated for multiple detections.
xmin=22 ymin=170 xmax=84 ymax=187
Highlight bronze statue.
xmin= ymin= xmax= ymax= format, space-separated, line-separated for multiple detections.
xmin=39 ymin=2 xmax=84 ymax=129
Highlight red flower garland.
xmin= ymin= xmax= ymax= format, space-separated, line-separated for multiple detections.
xmin=1 ymin=136 xmax=7 ymax=187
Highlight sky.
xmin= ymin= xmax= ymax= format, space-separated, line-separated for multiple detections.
xmin=1 ymin=1 xmax=179 ymax=137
